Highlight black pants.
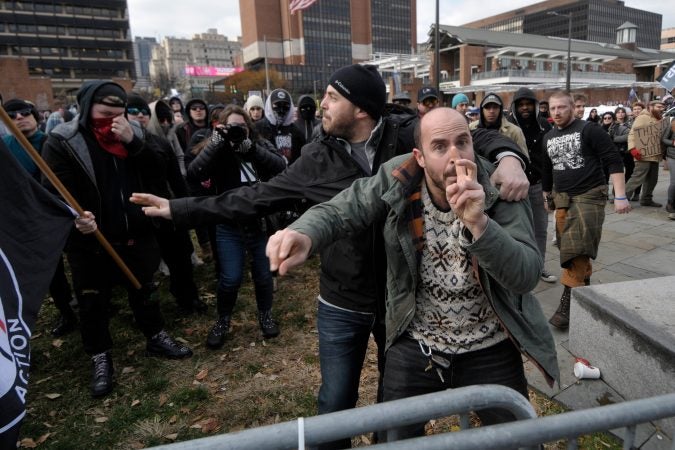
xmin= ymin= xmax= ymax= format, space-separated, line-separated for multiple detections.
xmin=67 ymin=237 xmax=163 ymax=355
xmin=155 ymin=224 xmax=200 ymax=308
xmin=383 ymin=337 xmax=528 ymax=442
xmin=50 ymin=255 xmax=74 ymax=317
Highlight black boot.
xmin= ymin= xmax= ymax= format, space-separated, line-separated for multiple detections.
xmin=258 ymin=309 xmax=280 ymax=339
xmin=549 ymin=286 xmax=571 ymax=330
xmin=206 ymin=316 xmax=231 ymax=349
xmin=146 ymin=330 xmax=193 ymax=359
xmin=91 ymin=352 xmax=114 ymax=398
xmin=51 ymin=312 xmax=77 ymax=337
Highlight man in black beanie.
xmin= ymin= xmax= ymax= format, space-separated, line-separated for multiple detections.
xmin=131 ymin=64 xmax=529 ymax=449
xmin=41 ymin=81 xmax=193 ymax=399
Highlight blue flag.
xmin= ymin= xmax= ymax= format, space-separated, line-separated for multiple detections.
xmin=0 ymin=140 xmax=74 ymax=448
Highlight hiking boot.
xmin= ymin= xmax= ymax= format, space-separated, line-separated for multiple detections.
xmin=540 ymin=270 xmax=557 ymax=283
xmin=639 ymin=200 xmax=662 ymax=207
xmin=549 ymin=286 xmax=571 ymax=330
xmin=258 ymin=309 xmax=280 ymax=339
xmin=206 ymin=316 xmax=230 ymax=349
xmin=51 ymin=313 xmax=77 ymax=337
xmin=91 ymin=352 xmax=114 ymax=398
xmin=146 ymin=330 xmax=193 ymax=359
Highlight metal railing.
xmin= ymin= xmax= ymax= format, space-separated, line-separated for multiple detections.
xmin=152 ymin=385 xmax=675 ymax=450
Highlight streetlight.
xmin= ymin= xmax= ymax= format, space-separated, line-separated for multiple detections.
xmin=548 ymin=11 xmax=572 ymax=92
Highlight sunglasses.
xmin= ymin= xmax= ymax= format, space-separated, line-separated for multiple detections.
xmin=7 ymin=108 xmax=33 ymax=119
xmin=127 ymin=107 xmax=149 ymax=116
xmin=422 ymin=98 xmax=438 ymax=108
xmin=602 ymin=116 xmax=613 ymax=120
xmin=190 ymin=106 xmax=206 ymax=111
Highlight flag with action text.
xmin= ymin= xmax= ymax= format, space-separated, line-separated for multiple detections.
xmin=290 ymin=0 xmax=318 ymax=14
xmin=0 ymin=140 xmax=74 ymax=448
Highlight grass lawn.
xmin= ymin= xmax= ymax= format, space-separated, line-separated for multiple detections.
xmin=18 ymin=256 xmax=621 ymax=449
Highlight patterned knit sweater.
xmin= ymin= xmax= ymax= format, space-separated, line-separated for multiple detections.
xmin=407 ymin=183 xmax=506 ymax=354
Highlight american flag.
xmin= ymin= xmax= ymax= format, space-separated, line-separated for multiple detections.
xmin=289 ymin=0 xmax=318 ymax=14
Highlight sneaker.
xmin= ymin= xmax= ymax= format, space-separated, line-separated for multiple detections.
xmin=258 ymin=310 xmax=280 ymax=339
xmin=540 ymin=270 xmax=557 ymax=283
xmin=669 ymin=212 xmax=675 ymax=221
xmin=146 ymin=330 xmax=193 ymax=359
xmin=91 ymin=352 xmax=114 ymax=398
xmin=206 ymin=316 xmax=230 ymax=349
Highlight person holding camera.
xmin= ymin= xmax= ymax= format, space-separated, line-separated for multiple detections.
xmin=187 ymin=105 xmax=286 ymax=347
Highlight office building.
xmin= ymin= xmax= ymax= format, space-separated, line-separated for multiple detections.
xmin=149 ymin=30 xmax=241 ymax=96
xmin=0 ymin=0 xmax=135 ymax=93
xmin=462 ymin=0 xmax=662 ymax=50
xmin=238 ymin=0 xmax=416 ymax=93
xmin=663 ymin=28 xmax=675 ymax=51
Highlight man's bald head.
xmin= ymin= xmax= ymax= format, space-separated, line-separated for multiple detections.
xmin=414 ymin=107 xmax=471 ymax=150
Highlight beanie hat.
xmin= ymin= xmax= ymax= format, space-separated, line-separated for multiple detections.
xmin=126 ymin=93 xmax=151 ymax=117
xmin=244 ymin=95 xmax=264 ymax=111
xmin=451 ymin=93 xmax=469 ymax=108
xmin=3 ymin=98 xmax=40 ymax=122
xmin=328 ymin=64 xmax=386 ymax=120
xmin=92 ymin=83 xmax=127 ymax=106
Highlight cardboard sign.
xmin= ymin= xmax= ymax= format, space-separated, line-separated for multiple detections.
xmin=632 ymin=120 xmax=664 ymax=158
xmin=657 ymin=60 xmax=675 ymax=91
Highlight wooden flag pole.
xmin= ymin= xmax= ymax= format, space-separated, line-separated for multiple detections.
xmin=0 ymin=107 xmax=142 ymax=290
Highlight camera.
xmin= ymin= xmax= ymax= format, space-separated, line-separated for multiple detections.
xmin=216 ymin=123 xmax=247 ymax=146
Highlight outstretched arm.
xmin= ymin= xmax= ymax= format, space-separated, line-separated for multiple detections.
xmin=266 ymin=229 xmax=312 ymax=276
xmin=130 ymin=193 xmax=172 ymax=219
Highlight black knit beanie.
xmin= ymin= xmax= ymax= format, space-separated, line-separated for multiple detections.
xmin=328 ymin=64 xmax=386 ymax=121
xmin=92 ymin=83 xmax=127 ymax=106
xmin=127 ymin=93 xmax=151 ymax=117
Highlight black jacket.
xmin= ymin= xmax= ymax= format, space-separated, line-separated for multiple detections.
xmin=169 ymin=113 xmax=527 ymax=313
xmin=508 ymin=87 xmax=552 ymax=184
xmin=42 ymin=81 xmax=163 ymax=250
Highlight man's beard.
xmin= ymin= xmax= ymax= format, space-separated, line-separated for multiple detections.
xmin=652 ymin=110 xmax=663 ymax=121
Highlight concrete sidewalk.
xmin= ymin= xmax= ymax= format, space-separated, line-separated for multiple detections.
xmin=523 ymin=166 xmax=675 ymax=449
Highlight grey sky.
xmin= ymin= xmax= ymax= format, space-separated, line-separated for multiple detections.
xmin=127 ymin=0 xmax=675 ymax=46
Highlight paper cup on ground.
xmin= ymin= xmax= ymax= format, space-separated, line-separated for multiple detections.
xmin=574 ymin=361 xmax=600 ymax=379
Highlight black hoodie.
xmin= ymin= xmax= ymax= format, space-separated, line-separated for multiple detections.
xmin=175 ymin=98 xmax=208 ymax=152
xmin=293 ymin=95 xmax=320 ymax=141
xmin=508 ymin=87 xmax=551 ymax=184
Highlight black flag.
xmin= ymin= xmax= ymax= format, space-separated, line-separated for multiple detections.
xmin=0 ymin=140 xmax=74 ymax=448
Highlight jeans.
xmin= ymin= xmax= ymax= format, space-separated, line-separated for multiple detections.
xmin=383 ymin=336 xmax=528 ymax=442
xmin=528 ymin=182 xmax=549 ymax=262
xmin=214 ymin=222 xmax=273 ymax=315
xmin=316 ymin=300 xmax=385 ymax=450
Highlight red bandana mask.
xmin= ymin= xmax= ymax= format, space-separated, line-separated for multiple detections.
xmin=91 ymin=117 xmax=128 ymax=159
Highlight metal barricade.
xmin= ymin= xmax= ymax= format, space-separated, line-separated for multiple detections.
xmin=151 ymin=385 xmax=675 ymax=450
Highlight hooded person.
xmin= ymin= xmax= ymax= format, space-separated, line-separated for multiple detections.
xmin=293 ymin=95 xmax=320 ymax=141
xmin=41 ymin=81 xmax=193 ymax=398
xmin=125 ymin=93 xmax=207 ymax=316
xmin=244 ymin=95 xmax=265 ymax=122
xmin=175 ymin=98 xmax=208 ymax=153
xmin=255 ymin=88 xmax=306 ymax=164
xmin=147 ymin=99 xmax=186 ymax=176
xmin=470 ymin=92 xmax=528 ymax=157
xmin=507 ymin=87 xmax=556 ymax=283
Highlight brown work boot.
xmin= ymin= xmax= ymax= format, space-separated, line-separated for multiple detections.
xmin=549 ymin=286 xmax=571 ymax=330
